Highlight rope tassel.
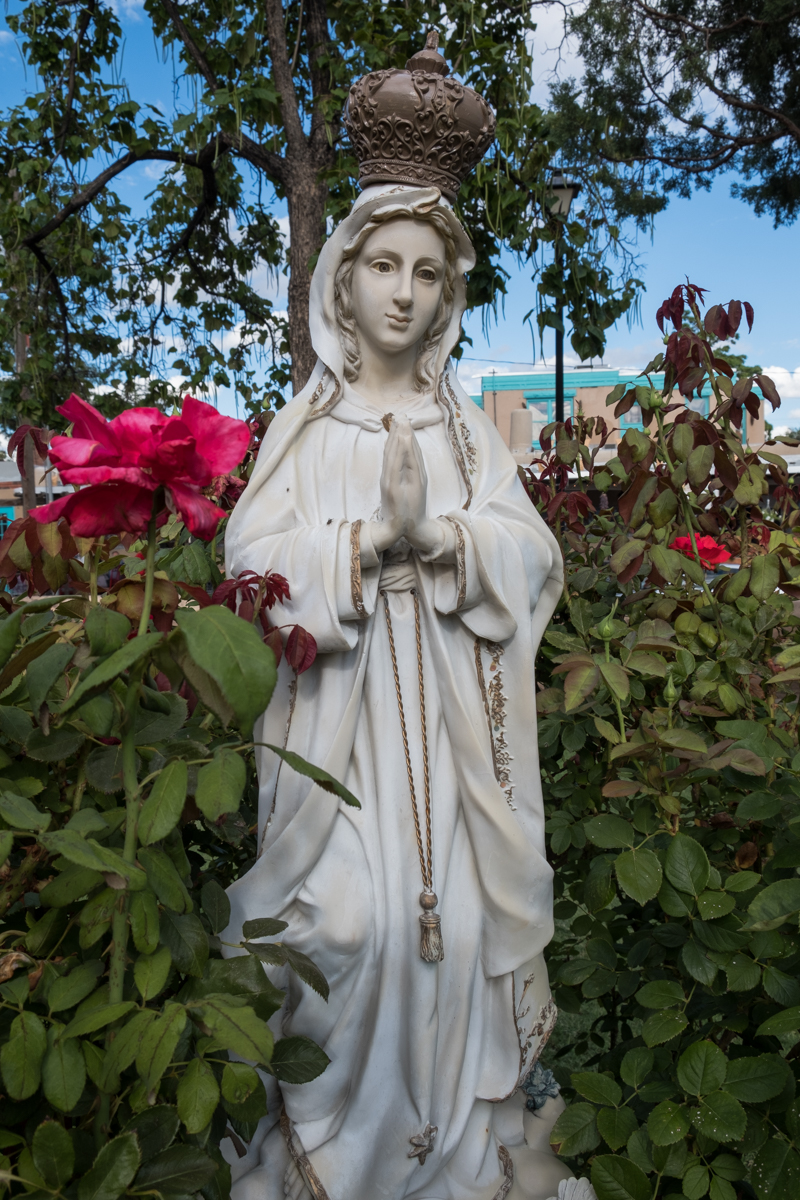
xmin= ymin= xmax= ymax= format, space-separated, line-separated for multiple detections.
xmin=420 ymin=892 xmax=444 ymax=962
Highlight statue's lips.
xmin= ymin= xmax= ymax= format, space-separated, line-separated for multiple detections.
xmin=386 ymin=314 xmax=412 ymax=326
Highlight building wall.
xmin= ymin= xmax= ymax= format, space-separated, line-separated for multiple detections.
xmin=475 ymin=369 xmax=767 ymax=457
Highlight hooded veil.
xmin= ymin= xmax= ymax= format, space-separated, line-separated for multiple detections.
xmin=222 ymin=184 xmax=567 ymax=1200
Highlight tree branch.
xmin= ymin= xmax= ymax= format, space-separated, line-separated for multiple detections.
xmin=21 ymin=149 xmax=207 ymax=248
xmin=58 ymin=0 xmax=96 ymax=156
xmin=27 ymin=242 xmax=72 ymax=372
xmin=263 ymin=0 xmax=307 ymax=153
xmin=158 ymin=0 xmax=218 ymax=92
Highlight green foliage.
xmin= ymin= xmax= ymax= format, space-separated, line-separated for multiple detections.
xmin=0 ymin=0 xmax=656 ymax=427
xmin=0 ymin=514 xmax=334 ymax=1199
xmin=533 ymin=285 xmax=800 ymax=1197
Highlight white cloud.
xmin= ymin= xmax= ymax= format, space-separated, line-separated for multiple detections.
xmin=0 ymin=31 xmax=14 ymax=44
xmin=763 ymin=366 xmax=800 ymax=401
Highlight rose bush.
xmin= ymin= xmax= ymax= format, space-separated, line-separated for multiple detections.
xmin=0 ymin=399 xmax=340 ymax=1200
xmin=530 ymin=285 xmax=800 ymax=1200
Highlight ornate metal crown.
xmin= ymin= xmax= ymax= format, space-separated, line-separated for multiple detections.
xmin=343 ymin=32 xmax=496 ymax=202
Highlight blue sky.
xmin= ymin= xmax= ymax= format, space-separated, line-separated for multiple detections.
xmin=2 ymin=2 xmax=799 ymax=425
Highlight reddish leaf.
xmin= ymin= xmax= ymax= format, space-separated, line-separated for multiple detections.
xmin=727 ymin=300 xmax=742 ymax=335
xmin=618 ymin=553 xmax=645 ymax=584
xmin=285 ymin=625 xmax=317 ymax=673
xmin=175 ymin=581 xmax=213 ymax=608
xmin=264 ymin=626 xmax=282 ymax=668
xmin=602 ymin=780 xmax=643 ymax=798
xmin=755 ymin=374 xmax=781 ymax=409
xmin=743 ymin=301 xmax=754 ymax=332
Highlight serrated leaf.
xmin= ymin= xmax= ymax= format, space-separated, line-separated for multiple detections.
xmin=192 ymin=997 xmax=273 ymax=1066
xmin=725 ymin=1054 xmax=789 ymax=1103
xmin=752 ymin=1138 xmax=800 ymax=1200
xmin=665 ymin=833 xmax=710 ymax=896
xmin=636 ymin=979 xmax=685 ymax=1009
xmin=642 ymin=1010 xmax=688 ymax=1046
xmin=61 ymin=1002 xmax=135 ymax=1040
xmin=31 ymin=1121 xmax=74 ymax=1189
xmin=159 ymin=910 xmax=208 ymax=977
xmin=242 ymin=917 xmax=289 ymax=939
xmin=746 ymin=878 xmax=800 ymax=931
xmin=48 ymin=961 xmax=103 ymax=1013
xmin=138 ymin=759 xmax=188 ymax=846
xmin=756 ymin=1005 xmax=800 ymax=1037
xmin=585 ymin=815 xmax=635 ymax=848
xmin=135 ymin=1003 xmax=187 ymax=1095
xmin=549 ymin=1102 xmax=600 ymax=1156
xmin=693 ymin=1092 xmax=746 ymax=1142
xmin=77 ymin=1134 xmax=140 ymax=1200
xmin=42 ymin=1030 xmax=85 ymax=1111
xmin=195 ymin=749 xmax=246 ymax=821
xmin=0 ymin=1011 xmax=47 ymax=1099
xmin=176 ymin=1058 xmax=220 ymax=1134
xmin=615 ymin=847 xmax=662 ymax=904
xmin=677 ymin=1040 xmax=726 ymax=1096
xmin=571 ymin=1072 xmax=622 ymax=1107
xmin=647 ymin=1099 xmax=691 ymax=1146
xmin=264 ymin=744 xmax=360 ymax=809
xmin=591 ymin=1154 xmax=650 ymax=1200
xmin=134 ymin=946 xmax=172 ymax=1002
xmin=62 ymin=632 xmax=162 ymax=714
xmin=201 ymin=879 xmax=231 ymax=935
xmin=133 ymin=1146 xmax=217 ymax=1195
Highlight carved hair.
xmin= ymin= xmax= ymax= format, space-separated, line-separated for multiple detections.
xmin=333 ymin=208 xmax=458 ymax=391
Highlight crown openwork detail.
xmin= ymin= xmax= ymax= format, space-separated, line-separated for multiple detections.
xmin=344 ymin=32 xmax=496 ymax=201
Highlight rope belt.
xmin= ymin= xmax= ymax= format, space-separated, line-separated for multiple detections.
xmin=381 ymin=587 xmax=444 ymax=963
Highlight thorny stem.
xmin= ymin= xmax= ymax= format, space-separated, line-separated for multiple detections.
xmin=137 ymin=498 xmax=159 ymax=637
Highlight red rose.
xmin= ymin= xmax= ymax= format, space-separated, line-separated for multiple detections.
xmin=30 ymin=393 xmax=251 ymax=539
xmin=669 ymin=535 xmax=732 ymax=568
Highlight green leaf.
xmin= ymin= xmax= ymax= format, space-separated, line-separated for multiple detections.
xmin=697 ymin=890 xmax=736 ymax=920
xmin=193 ymin=996 xmax=273 ymax=1066
xmin=596 ymin=1105 xmax=639 ymax=1152
xmin=48 ymin=962 xmax=103 ymax=1013
xmin=0 ymin=829 xmax=12 ymax=865
xmin=27 ymin=642 xmax=76 ymax=715
xmin=665 ymin=833 xmax=710 ymax=896
xmin=681 ymin=939 xmax=719 ymax=986
xmin=101 ymin=1011 xmax=158 ymax=1088
xmin=85 ymin=607 xmax=131 ymax=657
xmin=0 ymin=791 xmax=50 ymax=832
xmin=693 ymin=1092 xmax=747 ymax=1142
xmin=683 ymin=1161 xmax=710 ymax=1199
xmin=134 ymin=946 xmax=172 ymax=1002
xmin=749 ymin=554 xmax=780 ymax=602
xmin=195 ymin=749 xmax=246 ymax=821
xmin=677 ymin=1041 xmax=727 ymax=1096
xmin=201 ymin=880 xmax=231 ymax=934
xmin=0 ymin=1011 xmax=47 ymax=1099
xmin=636 ymin=980 xmax=685 ymax=1009
xmin=139 ymin=846 xmax=191 ymax=913
xmin=746 ymin=879 xmax=800 ymax=931
xmin=756 ymin=1005 xmax=800 ymax=1037
xmin=763 ymin=965 xmax=800 ymax=1006
xmin=752 ymin=1139 xmax=800 ymax=1200
xmin=725 ymin=1054 xmax=789 ymax=1103
xmin=121 ymin=1106 xmax=179 ymax=1163
xmin=242 ymin=917 xmax=289 ymax=939
xmin=0 ymin=612 xmax=23 ymax=672
xmin=725 ymin=953 xmax=761 ymax=992
xmin=648 ymin=1099 xmax=691 ymax=1145
xmin=159 ymin=911 xmax=209 ymax=977
xmin=138 ymin=759 xmax=188 ymax=846
xmin=129 ymin=889 xmax=159 ymax=954
xmin=642 ymin=1010 xmax=688 ymax=1046
xmin=599 ymin=659 xmax=629 ymax=700
xmin=687 ymin=443 xmax=714 ymax=489
xmin=659 ymin=727 xmax=709 ymax=754
xmin=221 ymin=1061 xmax=260 ymax=1104
xmin=77 ymin=1134 xmax=141 ymax=1200
xmin=61 ymin=632 xmax=162 ymax=714
xmin=658 ymin=878 xmax=693 ymax=917
xmin=615 ymin=847 xmax=662 ymax=903
xmin=571 ymin=1072 xmax=622 ymax=1107
xmin=563 ymin=662 xmax=600 ymax=711
xmin=135 ymin=1003 xmax=187 ymax=1095
xmin=42 ymin=1030 xmax=86 ymax=1111
xmin=264 ymin=744 xmax=361 ymax=809
xmin=176 ymin=1058 xmax=220 ymax=1134
xmin=41 ymin=864 xmax=104 ymax=909
xmin=620 ymin=1048 xmax=653 ymax=1088
xmin=133 ymin=1146 xmax=217 ymax=1196
xmin=61 ymin=1002 xmax=136 ymax=1040
xmin=591 ymin=1154 xmax=650 ymax=1200
xmin=32 ymin=1120 xmax=74 ymax=1189
xmin=549 ymin=1102 xmax=601 ymax=1156
xmin=585 ymin=815 xmax=635 ymax=848
xmin=173 ymin=607 xmax=276 ymax=736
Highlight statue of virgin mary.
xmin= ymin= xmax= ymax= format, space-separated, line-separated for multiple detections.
xmin=222 ymin=33 xmax=582 ymax=1200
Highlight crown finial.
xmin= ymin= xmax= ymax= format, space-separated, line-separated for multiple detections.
xmin=343 ymin=31 xmax=496 ymax=200
xmin=405 ymin=30 xmax=449 ymax=76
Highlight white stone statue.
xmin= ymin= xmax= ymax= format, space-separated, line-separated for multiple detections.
xmin=219 ymin=32 xmax=597 ymax=1200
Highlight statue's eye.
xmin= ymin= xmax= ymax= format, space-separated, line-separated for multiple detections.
xmin=376 ymin=262 xmax=392 ymax=273
xmin=418 ymin=269 xmax=436 ymax=282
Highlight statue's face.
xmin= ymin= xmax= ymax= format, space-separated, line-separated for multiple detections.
xmin=349 ymin=218 xmax=447 ymax=360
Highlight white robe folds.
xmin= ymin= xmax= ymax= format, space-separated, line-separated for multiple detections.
xmin=222 ymin=185 xmax=564 ymax=1200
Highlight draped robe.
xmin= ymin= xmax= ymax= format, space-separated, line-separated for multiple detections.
xmin=222 ymin=186 xmax=564 ymax=1200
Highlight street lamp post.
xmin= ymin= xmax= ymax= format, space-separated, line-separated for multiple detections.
xmin=547 ymin=171 xmax=580 ymax=425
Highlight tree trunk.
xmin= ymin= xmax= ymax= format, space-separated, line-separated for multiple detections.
xmin=14 ymin=325 xmax=36 ymax=515
xmin=287 ymin=172 xmax=328 ymax=394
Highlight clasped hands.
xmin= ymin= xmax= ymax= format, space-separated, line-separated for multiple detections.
xmin=363 ymin=415 xmax=444 ymax=557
